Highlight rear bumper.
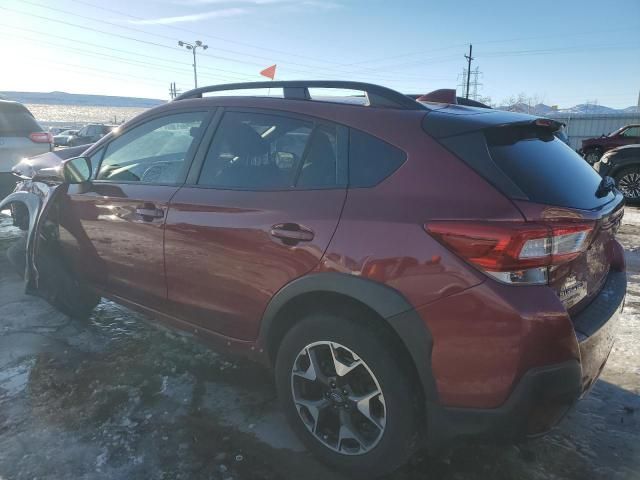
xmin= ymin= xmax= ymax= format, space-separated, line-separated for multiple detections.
xmin=426 ymin=270 xmax=626 ymax=449
xmin=573 ymin=270 xmax=626 ymax=392
xmin=0 ymin=172 xmax=17 ymax=200
xmin=427 ymin=360 xmax=582 ymax=447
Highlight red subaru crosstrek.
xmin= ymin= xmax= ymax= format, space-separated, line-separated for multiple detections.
xmin=3 ymin=81 xmax=626 ymax=477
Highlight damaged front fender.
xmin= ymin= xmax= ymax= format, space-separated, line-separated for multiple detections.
xmin=0 ymin=182 xmax=66 ymax=293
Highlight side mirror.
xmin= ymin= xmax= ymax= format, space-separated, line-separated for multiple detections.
xmin=62 ymin=156 xmax=92 ymax=184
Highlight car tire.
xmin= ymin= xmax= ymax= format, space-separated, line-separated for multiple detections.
xmin=275 ymin=312 xmax=420 ymax=477
xmin=584 ymin=148 xmax=603 ymax=164
xmin=614 ymin=166 xmax=640 ymax=202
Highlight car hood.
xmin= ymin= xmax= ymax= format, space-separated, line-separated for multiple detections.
xmin=11 ymin=145 xmax=90 ymax=180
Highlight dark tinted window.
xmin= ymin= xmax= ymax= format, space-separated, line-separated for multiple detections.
xmin=0 ymin=103 xmax=41 ymax=136
xmin=297 ymin=125 xmax=339 ymax=188
xmin=199 ymin=112 xmax=339 ymax=190
xmin=487 ymin=127 xmax=613 ymax=208
xmin=349 ymin=129 xmax=406 ymax=187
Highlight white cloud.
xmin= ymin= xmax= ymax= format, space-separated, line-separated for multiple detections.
xmin=130 ymin=8 xmax=248 ymax=25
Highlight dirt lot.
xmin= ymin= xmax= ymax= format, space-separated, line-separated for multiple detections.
xmin=0 ymin=209 xmax=638 ymax=480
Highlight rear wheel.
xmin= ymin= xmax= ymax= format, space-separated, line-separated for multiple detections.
xmin=584 ymin=148 xmax=603 ymax=164
xmin=275 ymin=312 xmax=420 ymax=477
xmin=615 ymin=166 xmax=640 ymax=201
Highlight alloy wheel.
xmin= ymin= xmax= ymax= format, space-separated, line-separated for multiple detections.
xmin=290 ymin=341 xmax=386 ymax=455
xmin=618 ymin=172 xmax=640 ymax=199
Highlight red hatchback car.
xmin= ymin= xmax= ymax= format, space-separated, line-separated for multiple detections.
xmin=3 ymin=81 xmax=626 ymax=477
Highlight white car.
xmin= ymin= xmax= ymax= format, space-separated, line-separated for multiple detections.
xmin=0 ymin=100 xmax=52 ymax=198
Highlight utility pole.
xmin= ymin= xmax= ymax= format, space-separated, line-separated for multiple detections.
xmin=178 ymin=40 xmax=209 ymax=88
xmin=464 ymin=44 xmax=474 ymax=99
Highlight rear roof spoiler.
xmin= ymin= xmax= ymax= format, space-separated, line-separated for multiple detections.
xmin=407 ymin=89 xmax=492 ymax=109
xmin=423 ymin=105 xmax=562 ymax=138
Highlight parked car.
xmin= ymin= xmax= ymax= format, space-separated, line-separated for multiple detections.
xmin=1 ymin=81 xmax=626 ymax=477
xmin=48 ymin=126 xmax=74 ymax=136
xmin=67 ymin=123 xmax=117 ymax=147
xmin=593 ymin=144 xmax=640 ymax=201
xmin=53 ymin=129 xmax=79 ymax=147
xmin=580 ymin=124 xmax=640 ymax=164
xmin=0 ymin=100 xmax=52 ymax=198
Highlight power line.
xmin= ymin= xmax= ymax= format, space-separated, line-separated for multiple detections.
xmin=0 ymin=6 xmax=267 ymax=81
xmin=0 ymin=26 xmax=252 ymax=83
xmin=12 ymin=0 xmax=452 ymax=83
xmin=66 ymin=0 xmax=351 ymax=68
xmin=337 ymin=26 xmax=639 ymax=69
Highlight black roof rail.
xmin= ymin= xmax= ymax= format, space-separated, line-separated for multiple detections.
xmin=173 ymin=80 xmax=427 ymax=110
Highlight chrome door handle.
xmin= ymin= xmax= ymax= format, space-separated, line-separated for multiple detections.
xmin=270 ymin=223 xmax=314 ymax=243
xmin=135 ymin=205 xmax=164 ymax=220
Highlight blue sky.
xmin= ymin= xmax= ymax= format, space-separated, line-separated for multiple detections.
xmin=0 ymin=0 xmax=638 ymax=107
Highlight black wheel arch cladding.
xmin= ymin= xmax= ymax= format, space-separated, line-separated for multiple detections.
xmin=259 ymin=272 xmax=440 ymax=404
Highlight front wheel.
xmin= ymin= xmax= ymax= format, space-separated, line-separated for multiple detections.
xmin=275 ymin=312 xmax=420 ymax=477
xmin=584 ymin=148 xmax=603 ymax=164
xmin=615 ymin=166 xmax=640 ymax=202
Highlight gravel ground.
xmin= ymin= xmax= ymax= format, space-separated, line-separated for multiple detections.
xmin=0 ymin=209 xmax=638 ymax=480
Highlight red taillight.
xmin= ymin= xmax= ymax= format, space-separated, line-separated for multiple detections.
xmin=425 ymin=221 xmax=594 ymax=284
xmin=29 ymin=132 xmax=52 ymax=144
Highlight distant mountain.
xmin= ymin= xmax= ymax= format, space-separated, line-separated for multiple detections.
xmin=497 ymin=101 xmax=639 ymax=116
xmin=558 ymin=103 xmax=618 ymax=114
xmin=0 ymin=91 xmax=165 ymax=108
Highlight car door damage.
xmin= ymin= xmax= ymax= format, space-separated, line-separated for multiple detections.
xmin=1 ymin=156 xmax=100 ymax=318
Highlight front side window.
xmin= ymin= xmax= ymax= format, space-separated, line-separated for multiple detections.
xmin=198 ymin=111 xmax=339 ymax=190
xmin=97 ymin=112 xmax=207 ymax=184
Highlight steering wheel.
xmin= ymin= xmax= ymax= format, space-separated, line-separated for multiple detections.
xmin=141 ymin=162 xmax=170 ymax=183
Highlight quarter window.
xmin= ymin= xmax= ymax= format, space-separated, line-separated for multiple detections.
xmin=348 ymin=129 xmax=407 ymax=187
xmin=198 ymin=111 xmax=340 ymax=190
xmin=96 ymin=112 xmax=207 ymax=184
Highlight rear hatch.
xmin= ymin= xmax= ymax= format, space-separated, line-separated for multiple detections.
xmin=424 ymin=107 xmax=624 ymax=313
xmin=0 ymin=101 xmax=51 ymax=172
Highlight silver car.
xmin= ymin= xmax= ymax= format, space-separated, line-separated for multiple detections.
xmin=0 ymin=100 xmax=51 ymax=198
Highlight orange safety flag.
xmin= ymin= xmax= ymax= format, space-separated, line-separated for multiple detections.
xmin=260 ymin=64 xmax=277 ymax=80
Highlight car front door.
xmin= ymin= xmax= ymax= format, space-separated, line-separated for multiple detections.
xmin=164 ymin=109 xmax=348 ymax=340
xmin=57 ymin=109 xmax=212 ymax=307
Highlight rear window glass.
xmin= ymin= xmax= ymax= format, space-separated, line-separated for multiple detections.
xmin=0 ymin=103 xmax=42 ymax=136
xmin=349 ymin=129 xmax=406 ymax=187
xmin=486 ymin=127 xmax=614 ymax=209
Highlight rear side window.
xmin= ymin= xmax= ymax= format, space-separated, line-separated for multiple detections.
xmin=486 ymin=126 xmax=613 ymax=209
xmin=349 ymin=129 xmax=406 ymax=187
xmin=198 ymin=111 xmax=341 ymax=190
xmin=0 ymin=103 xmax=42 ymax=136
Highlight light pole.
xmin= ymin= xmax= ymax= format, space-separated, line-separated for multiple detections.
xmin=178 ymin=40 xmax=208 ymax=88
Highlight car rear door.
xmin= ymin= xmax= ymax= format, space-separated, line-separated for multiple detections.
xmin=164 ymin=108 xmax=348 ymax=340
xmin=57 ymin=108 xmax=212 ymax=307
